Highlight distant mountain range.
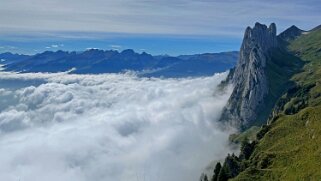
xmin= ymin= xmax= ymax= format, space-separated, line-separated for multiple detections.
xmin=0 ymin=49 xmax=238 ymax=77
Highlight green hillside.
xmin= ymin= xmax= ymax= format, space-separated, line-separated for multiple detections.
xmin=209 ymin=27 xmax=321 ymax=181
xmin=234 ymin=27 xmax=321 ymax=181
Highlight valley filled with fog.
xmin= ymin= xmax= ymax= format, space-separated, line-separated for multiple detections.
xmin=0 ymin=69 xmax=234 ymax=181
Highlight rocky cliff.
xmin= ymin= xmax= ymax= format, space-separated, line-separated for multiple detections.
xmin=220 ymin=23 xmax=279 ymax=127
xmin=214 ymin=24 xmax=321 ymax=181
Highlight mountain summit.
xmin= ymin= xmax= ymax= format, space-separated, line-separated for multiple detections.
xmin=206 ymin=24 xmax=321 ymax=180
xmin=278 ymin=25 xmax=304 ymax=42
xmin=221 ymin=23 xmax=278 ymax=126
xmin=220 ymin=22 xmax=301 ymax=127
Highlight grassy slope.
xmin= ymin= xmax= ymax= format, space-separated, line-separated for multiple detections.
xmin=229 ymin=126 xmax=260 ymax=143
xmin=232 ymin=28 xmax=321 ymax=180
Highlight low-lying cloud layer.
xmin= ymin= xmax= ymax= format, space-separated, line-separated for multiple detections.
xmin=0 ymin=71 xmax=234 ymax=181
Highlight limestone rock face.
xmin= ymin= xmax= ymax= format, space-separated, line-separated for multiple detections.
xmin=221 ymin=23 xmax=278 ymax=127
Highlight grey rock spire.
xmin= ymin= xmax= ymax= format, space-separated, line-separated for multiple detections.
xmin=221 ymin=22 xmax=278 ymax=127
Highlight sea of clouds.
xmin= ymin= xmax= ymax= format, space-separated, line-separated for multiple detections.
xmin=0 ymin=70 xmax=234 ymax=181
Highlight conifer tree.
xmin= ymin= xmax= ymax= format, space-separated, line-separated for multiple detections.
xmin=212 ymin=162 xmax=222 ymax=181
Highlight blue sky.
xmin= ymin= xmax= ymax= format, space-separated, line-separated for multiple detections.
xmin=0 ymin=0 xmax=320 ymax=55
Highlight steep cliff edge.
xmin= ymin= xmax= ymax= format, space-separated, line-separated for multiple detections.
xmin=206 ymin=25 xmax=321 ymax=181
xmin=220 ymin=23 xmax=302 ymax=128
xmin=230 ymin=24 xmax=321 ymax=181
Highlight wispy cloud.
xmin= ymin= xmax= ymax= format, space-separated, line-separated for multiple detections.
xmin=0 ymin=0 xmax=319 ymax=36
xmin=0 ymin=1 xmax=319 ymax=55
xmin=86 ymin=47 xmax=100 ymax=50
xmin=0 ymin=45 xmax=18 ymax=50
xmin=45 ymin=44 xmax=64 ymax=49
xmin=110 ymin=44 xmax=122 ymax=51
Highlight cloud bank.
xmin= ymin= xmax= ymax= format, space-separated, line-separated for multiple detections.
xmin=0 ymin=71 xmax=234 ymax=181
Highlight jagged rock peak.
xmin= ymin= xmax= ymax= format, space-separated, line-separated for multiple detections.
xmin=243 ymin=22 xmax=278 ymax=53
xmin=232 ymin=22 xmax=278 ymax=85
xmin=269 ymin=23 xmax=277 ymax=36
xmin=220 ymin=22 xmax=279 ymax=127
